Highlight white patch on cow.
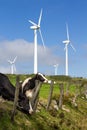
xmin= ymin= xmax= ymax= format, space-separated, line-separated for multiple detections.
xmin=22 ymin=77 xmax=31 ymax=93
xmin=25 ymin=89 xmax=34 ymax=114
xmin=29 ymin=101 xmax=33 ymax=114
xmin=22 ymin=77 xmax=31 ymax=87
xmin=25 ymin=90 xmax=33 ymax=99
xmin=38 ymin=73 xmax=48 ymax=82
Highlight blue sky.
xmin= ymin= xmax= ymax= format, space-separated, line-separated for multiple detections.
xmin=0 ymin=0 xmax=87 ymax=77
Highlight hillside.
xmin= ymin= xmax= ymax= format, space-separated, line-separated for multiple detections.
xmin=0 ymin=74 xmax=87 ymax=130
xmin=0 ymin=96 xmax=87 ymax=130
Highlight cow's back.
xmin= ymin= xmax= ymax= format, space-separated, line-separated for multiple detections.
xmin=0 ymin=73 xmax=15 ymax=100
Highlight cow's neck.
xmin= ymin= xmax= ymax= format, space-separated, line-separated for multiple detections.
xmin=31 ymin=75 xmax=38 ymax=82
xmin=29 ymin=76 xmax=38 ymax=88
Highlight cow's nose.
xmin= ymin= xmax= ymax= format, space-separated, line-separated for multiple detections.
xmin=44 ymin=79 xmax=48 ymax=83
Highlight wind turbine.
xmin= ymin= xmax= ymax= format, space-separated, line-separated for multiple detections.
xmin=7 ymin=56 xmax=17 ymax=74
xmin=29 ymin=9 xmax=45 ymax=74
xmin=63 ymin=23 xmax=76 ymax=76
xmin=54 ymin=64 xmax=59 ymax=75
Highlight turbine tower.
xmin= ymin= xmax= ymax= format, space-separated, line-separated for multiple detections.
xmin=54 ymin=64 xmax=59 ymax=75
xmin=7 ymin=56 xmax=17 ymax=74
xmin=29 ymin=9 xmax=45 ymax=74
xmin=63 ymin=23 xmax=76 ymax=76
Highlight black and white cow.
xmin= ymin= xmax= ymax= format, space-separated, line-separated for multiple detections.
xmin=21 ymin=72 xmax=48 ymax=114
xmin=0 ymin=72 xmax=48 ymax=114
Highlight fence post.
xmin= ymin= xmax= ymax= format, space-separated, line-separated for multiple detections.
xmin=66 ymin=82 xmax=70 ymax=94
xmin=59 ymin=83 xmax=64 ymax=109
xmin=46 ymin=80 xmax=54 ymax=110
xmin=31 ymin=80 xmax=42 ymax=112
xmin=11 ymin=75 xmax=20 ymax=121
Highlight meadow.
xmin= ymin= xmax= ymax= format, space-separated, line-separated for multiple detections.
xmin=0 ymin=74 xmax=87 ymax=130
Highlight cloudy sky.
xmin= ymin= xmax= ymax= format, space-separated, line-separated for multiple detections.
xmin=0 ymin=0 xmax=87 ymax=77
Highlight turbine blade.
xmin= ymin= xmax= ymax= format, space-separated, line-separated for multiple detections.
xmin=39 ymin=29 xmax=45 ymax=49
xmin=38 ymin=9 xmax=43 ymax=26
xmin=70 ymin=43 xmax=76 ymax=52
xmin=66 ymin=23 xmax=69 ymax=41
xmin=7 ymin=60 xmax=12 ymax=64
xmin=13 ymin=56 xmax=17 ymax=63
xmin=28 ymin=20 xmax=37 ymax=26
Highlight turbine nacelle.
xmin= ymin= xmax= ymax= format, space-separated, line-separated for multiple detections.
xmin=54 ymin=64 xmax=59 ymax=67
xmin=30 ymin=25 xmax=40 ymax=30
xmin=63 ymin=40 xmax=70 ymax=44
xmin=8 ymin=61 xmax=14 ymax=65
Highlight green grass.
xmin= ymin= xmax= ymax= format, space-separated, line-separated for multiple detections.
xmin=39 ymin=83 xmax=60 ymax=98
xmin=1 ymin=97 xmax=87 ymax=130
xmin=0 ymin=74 xmax=87 ymax=130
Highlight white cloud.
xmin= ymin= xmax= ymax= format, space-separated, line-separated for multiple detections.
xmin=0 ymin=39 xmax=33 ymax=60
xmin=0 ymin=66 xmax=10 ymax=74
xmin=0 ymin=39 xmax=62 ymax=74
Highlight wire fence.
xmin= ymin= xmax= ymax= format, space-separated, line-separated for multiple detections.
xmin=11 ymin=76 xmax=87 ymax=121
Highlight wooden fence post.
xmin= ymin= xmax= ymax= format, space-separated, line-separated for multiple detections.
xmin=59 ymin=83 xmax=64 ymax=109
xmin=77 ymin=80 xmax=82 ymax=96
xmin=11 ymin=76 xmax=20 ymax=121
xmin=31 ymin=80 xmax=42 ymax=112
xmin=66 ymin=82 xmax=70 ymax=94
xmin=46 ymin=80 xmax=54 ymax=110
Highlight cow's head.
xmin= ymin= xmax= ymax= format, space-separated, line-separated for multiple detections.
xmin=36 ymin=73 xmax=48 ymax=83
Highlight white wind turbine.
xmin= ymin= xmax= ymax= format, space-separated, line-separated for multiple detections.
xmin=54 ymin=64 xmax=59 ymax=75
xmin=7 ymin=56 xmax=17 ymax=74
xmin=29 ymin=9 xmax=45 ymax=74
xmin=63 ymin=23 xmax=76 ymax=76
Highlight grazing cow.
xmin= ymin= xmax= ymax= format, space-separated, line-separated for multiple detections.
xmin=21 ymin=72 xmax=48 ymax=114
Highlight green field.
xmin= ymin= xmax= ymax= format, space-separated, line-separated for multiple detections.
xmin=0 ymin=74 xmax=87 ymax=130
